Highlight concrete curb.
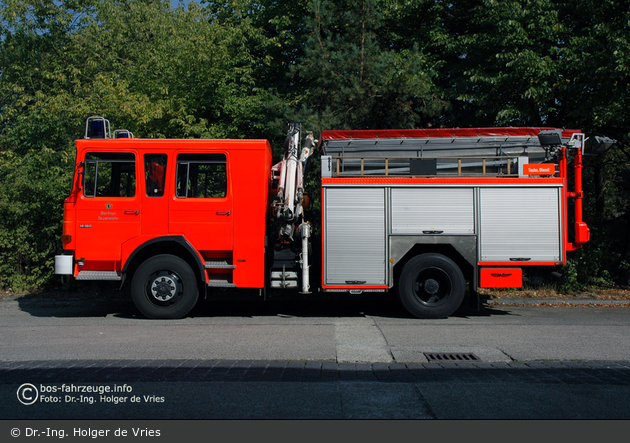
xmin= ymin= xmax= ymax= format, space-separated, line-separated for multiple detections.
xmin=484 ymin=298 xmax=630 ymax=306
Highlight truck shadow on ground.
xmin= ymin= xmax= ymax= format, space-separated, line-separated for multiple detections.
xmin=189 ymin=289 xmax=514 ymax=319
xmin=14 ymin=287 xmax=515 ymax=320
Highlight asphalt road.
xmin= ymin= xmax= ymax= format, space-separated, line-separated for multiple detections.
xmin=1 ymin=291 xmax=630 ymax=420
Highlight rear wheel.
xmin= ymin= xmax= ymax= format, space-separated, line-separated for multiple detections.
xmin=131 ymin=254 xmax=199 ymax=319
xmin=398 ymin=253 xmax=465 ymax=319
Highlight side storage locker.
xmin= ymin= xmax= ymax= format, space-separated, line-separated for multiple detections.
xmin=479 ymin=187 xmax=563 ymax=263
xmin=391 ymin=187 xmax=474 ymax=234
xmin=324 ymin=187 xmax=386 ymax=285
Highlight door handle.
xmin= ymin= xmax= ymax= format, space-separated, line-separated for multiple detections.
xmin=216 ymin=211 xmax=231 ymax=216
xmin=124 ymin=210 xmax=139 ymax=215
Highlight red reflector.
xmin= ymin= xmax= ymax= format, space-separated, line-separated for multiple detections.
xmin=61 ymin=234 xmax=71 ymax=243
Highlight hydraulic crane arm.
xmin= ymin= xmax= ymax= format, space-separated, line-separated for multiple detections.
xmin=271 ymin=122 xmax=315 ymax=240
xmin=270 ymin=123 xmax=316 ymax=294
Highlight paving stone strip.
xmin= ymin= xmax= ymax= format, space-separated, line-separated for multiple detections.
xmin=2 ymin=360 xmax=629 ymax=385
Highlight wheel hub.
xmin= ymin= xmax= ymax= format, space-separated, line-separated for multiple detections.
xmin=413 ymin=267 xmax=452 ymax=307
xmin=423 ymin=278 xmax=440 ymax=295
xmin=150 ymin=276 xmax=177 ymax=302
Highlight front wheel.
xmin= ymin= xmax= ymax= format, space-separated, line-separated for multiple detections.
xmin=398 ymin=253 xmax=465 ymax=319
xmin=131 ymin=255 xmax=199 ymax=319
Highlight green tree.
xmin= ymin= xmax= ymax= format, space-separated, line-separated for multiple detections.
xmin=67 ymin=0 xmax=273 ymax=139
xmin=0 ymin=0 xmax=92 ymax=290
xmin=426 ymin=0 xmax=567 ymax=126
xmin=557 ymin=0 xmax=630 ymax=285
xmin=277 ymin=0 xmax=447 ymax=133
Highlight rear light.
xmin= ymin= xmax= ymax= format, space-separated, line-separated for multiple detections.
xmin=61 ymin=234 xmax=71 ymax=243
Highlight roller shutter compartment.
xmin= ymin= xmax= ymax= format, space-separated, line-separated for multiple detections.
xmin=324 ymin=188 xmax=386 ymax=285
xmin=479 ymin=187 xmax=562 ymax=263
xmin=391 ymin=187 xmax=474 ymax=234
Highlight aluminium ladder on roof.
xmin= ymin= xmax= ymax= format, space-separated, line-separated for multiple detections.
xmin=320 ymin=128 xmax=575 ymax=177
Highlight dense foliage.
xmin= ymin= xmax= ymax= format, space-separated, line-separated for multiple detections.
xmin=1 ymin=0 xmax=628 ymax=291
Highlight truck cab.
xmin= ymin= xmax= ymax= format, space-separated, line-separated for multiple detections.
xmin=56 ymin=117 xmax=272 ymax=318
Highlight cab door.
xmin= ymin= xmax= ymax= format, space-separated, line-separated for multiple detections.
xmin=141 ymin=153 xmax=169 ymax=236
xmin=75 ymin=152 xmax=141 ymax=261
xmin=169 ymin=153 xmax=233 ymax=251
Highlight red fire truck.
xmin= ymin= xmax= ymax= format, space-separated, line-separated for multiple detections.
xmin=55 ymin=117 xmax=600 ymax=319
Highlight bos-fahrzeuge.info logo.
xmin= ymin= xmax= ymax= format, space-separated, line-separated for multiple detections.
xmin=17 ymin=383 xmax=164 ymax=405
xmin=17 ymin=383 xmax=38 ymax=405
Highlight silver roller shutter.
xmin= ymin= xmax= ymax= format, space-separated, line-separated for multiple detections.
xmin=479 ymin=187 xmax=562 ymax=262
xmin=324 ymin=187 xmax=386 ymax=285
xmin=391 ymin=187 xmax=474 ymax=234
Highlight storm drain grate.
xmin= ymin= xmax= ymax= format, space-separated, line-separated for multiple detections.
xmin=424 ymin=352 xmax=480 ymax=362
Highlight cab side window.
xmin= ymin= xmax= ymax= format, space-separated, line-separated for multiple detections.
xmin=84 ymin=152 xmax=136 ymax=198
xmin=176 ymin=153 xmax=227 ymax=198
xmin=145 ymin=154 xmax=167 ymax=197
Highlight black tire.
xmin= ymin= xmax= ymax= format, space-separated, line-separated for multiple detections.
xmin=131 ymin=255 xmax=199 ymax=319
xmin=398 ymin=253 xmax=465 ymax=319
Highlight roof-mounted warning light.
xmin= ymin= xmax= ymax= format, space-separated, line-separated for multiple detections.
xmin=114 ymin=129 xmax=134 ymax=139
xmin=85 ymin=116 xmax=111 ymax=139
